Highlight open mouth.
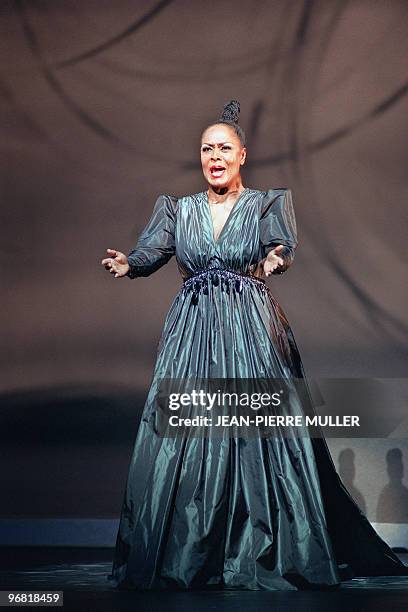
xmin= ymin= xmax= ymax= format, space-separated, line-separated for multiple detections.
xmin=210 ymin=165 xmax=226 ymax=178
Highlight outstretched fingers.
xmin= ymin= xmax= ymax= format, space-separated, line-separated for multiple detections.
xmin=273 ymin=244 xmax=284 ymax=254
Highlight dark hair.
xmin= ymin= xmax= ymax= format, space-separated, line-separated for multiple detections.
xmin=202 ymin=99 xmax=246 ymax=147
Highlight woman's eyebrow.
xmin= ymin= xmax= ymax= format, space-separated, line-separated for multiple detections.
xmin=201 ymin=142 xmax=233 ymax=146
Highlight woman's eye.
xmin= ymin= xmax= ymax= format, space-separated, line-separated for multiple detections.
xmin=201 ymin=147 xmax=211 ymax=152
xmin=221 ymin=146 xmax=231 ymax=151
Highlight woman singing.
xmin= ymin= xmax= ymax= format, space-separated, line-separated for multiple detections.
xmin=101 ymin=100 xmax=408 ymax=590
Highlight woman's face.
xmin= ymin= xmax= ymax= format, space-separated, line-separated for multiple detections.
xmin=201 ymin=124 xmax=246 ymax=190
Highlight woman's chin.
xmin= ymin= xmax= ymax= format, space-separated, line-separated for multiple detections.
xmin=207 ymin=177 xmax=229 ymax=190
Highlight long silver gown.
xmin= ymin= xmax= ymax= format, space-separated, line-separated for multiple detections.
xmin=108 ymin=188 xmax=408 ymax=590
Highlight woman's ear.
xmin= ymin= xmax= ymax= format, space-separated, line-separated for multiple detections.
xmin=240 ymin=147 xmax=247 ymax=165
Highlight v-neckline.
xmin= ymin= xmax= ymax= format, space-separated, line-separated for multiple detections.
xmin=204 ymin=188 xmax=248 ymax=246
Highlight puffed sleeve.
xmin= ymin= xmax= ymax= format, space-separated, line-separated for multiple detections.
xmin=126 ymin=194 xmax=177 ymax=278
xmin=259 ymin=188 xmax=298 ymax=274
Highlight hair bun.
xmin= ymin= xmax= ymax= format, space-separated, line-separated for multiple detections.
xmin=219 ymin=100 xmax=240 ymax=124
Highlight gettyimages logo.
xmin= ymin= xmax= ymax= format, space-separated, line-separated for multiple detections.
xmin=145 ymin=378 xmax=407 ymax=439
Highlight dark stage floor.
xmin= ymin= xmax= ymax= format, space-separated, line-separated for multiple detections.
xmin=1 ymin=548 xmax=408 ymax=612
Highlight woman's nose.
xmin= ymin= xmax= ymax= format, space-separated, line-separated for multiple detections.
xmin=211 ymin=148 xmax=221 ymax=161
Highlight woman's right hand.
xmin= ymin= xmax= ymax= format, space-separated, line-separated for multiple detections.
xmin=101 ymin=249 xmax=130 ymax=278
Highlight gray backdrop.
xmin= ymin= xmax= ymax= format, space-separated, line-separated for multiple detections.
xmin=1 ymin=1 xmax=407 ymax=531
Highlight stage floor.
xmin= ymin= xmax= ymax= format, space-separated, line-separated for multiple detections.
xmin=1 ymin=548 xmax=407 ymax=612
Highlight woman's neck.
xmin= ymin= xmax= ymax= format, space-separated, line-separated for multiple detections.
xmin=208 ymin=179 xmax=244 ymax=203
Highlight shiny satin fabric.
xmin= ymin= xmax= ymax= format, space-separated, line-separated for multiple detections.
xmin=108 ymin=188 xmax=408 ymax=590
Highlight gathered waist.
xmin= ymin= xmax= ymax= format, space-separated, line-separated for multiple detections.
xmin=182 ymin=266 xmax=267 ymax=304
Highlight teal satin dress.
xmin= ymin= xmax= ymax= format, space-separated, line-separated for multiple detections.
xmin=108 ymin=188 xmax=408 ymax=590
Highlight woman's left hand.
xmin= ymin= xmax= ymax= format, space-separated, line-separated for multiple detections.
xmin=263 ymin=245 xmax=285 ymax=277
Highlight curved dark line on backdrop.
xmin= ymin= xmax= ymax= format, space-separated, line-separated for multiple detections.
xmin=286 ymin=0 xmax=317 ymax=176
xmin=326 ymin=251 xmax=408 ymax=338
xmin=16 ymin=0 xmax=134 ymax=150
xmin=296 ymin=0 xmax=315 ymax=45
xmin=94 ymin=50 xmax=283 ymax=83
xmin=53 ymin=0 xmax=174 ymax=69
xmin=316 ymin=16 xmax=403 ymax=101
xmin=292 ymin=0 xmax=408 ymax=341
xmin=0 ymin=71 xmax=111 ymax=182
xmin=53 ymin=0 xmax=330 ymax=77
xmin=372 ymin=82 xmax=408 ymax=115
xmin=295 ymin=0 xmax=345 ymax=178
xmin=284 ymin=0 xmax=407 ymax=340
xmin=190 ymin=79 xmax=408 ymax=170
xmin=243 ymin=99 xmax=266 ymax=187
xmin=0 ymin=77 xmax=47 ymax=141
xmin=63 ymin=15 xmax=343 ymax=84
xmin=289 ymin=4 xmax=345 ymax=235
xmin=310 ymin=80 xmax=408 ymax=152
xmin=291 ymin=0 xmax=368 ymax=328
xmin=244 ymin=1 xmax=288 ymax=186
